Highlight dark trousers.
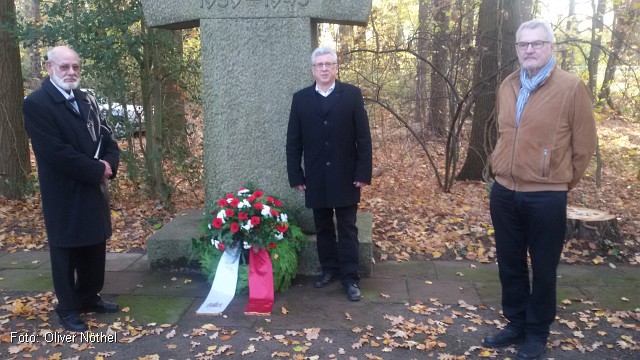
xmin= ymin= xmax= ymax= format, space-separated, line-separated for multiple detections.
xmin=490 ymin=181 xmax=567 ymax=341
xmin=313 ymin=204 xmax=359 ymax=287
xmin=49 ymin=242 xmax=107 ymax=316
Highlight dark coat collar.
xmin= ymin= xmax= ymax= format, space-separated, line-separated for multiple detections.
xmin=42 ymin=77 xmax=90 ymax=118
xmin=306 ymin=80 xmax=344 ymax=116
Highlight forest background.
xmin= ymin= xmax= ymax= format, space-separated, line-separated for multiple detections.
xmin=0 ymin=0 xmax=638 ymax=267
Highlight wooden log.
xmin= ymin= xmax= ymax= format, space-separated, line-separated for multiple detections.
xmin=565 ymin=206 xmax=621 ymax=246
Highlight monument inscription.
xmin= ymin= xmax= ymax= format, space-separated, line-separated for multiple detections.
xmin=201 ymin=0 xmax=309 ymax=10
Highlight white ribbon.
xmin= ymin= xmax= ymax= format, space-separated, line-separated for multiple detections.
xmin=196 ymin=247 xmax=240 ymax=314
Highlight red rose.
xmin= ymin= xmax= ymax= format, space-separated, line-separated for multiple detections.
xmin=212 ymin=218 xmax=224 ymax=228
xmin=268 ymin=243 xmax=276 ymax=249
xmin=266 ymin=197 xmax=274 ymax=203
xmin=217 ymin=242 xmax=225 ymax=251
xmin=238 ymin=187 xmax=248 ymax=192
xmin=247 ymin=195 xmax=256 ymax=203
xmin=273 ymin=199 xmax=282 ymax=207
xmin=218 ymin=199 xmax=228 ymax=207
xmin=229 ymin=198 xmax=240 ymax=207
xmin=230 ymin=222 xmax=240 ymax=233
xmin=238 ymin=212 xmax=249 ymax=221
xmin=270 ymin=209 xmax=279 ymax=217
xmin=253 ymin=190 xmax=263 ymax=198
xmin=254 ymin=203 xmax=264 ymax=210
xmin=277 ymin=224 xmax=288 ymax=233
xmin=225 ymin=193 xmax=234 ymax=199
xmin=251 ymin=216 xmax=261 ymax=226
xmin=225 ymin=209 xmax=234 ymax=217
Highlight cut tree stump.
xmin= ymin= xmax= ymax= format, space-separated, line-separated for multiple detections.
xmin=566 ymin=206 xmax=621 ymax=246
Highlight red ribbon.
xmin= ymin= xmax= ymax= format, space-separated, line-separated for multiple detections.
xmin=245 ymin=247 xmax=274 ymax=315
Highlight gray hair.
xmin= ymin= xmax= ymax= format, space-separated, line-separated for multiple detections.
xmin=311 ymin=47 xmax=338 ymax=65
xmin=516 ymin=19 xmax=555 ymax=43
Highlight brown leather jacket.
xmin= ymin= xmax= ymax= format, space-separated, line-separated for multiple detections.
xmin=490 ymin=65 xmax=597 ymax=192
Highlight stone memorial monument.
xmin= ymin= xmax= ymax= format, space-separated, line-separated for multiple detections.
xmin=141 ymin=0 xmax=374 ymax=275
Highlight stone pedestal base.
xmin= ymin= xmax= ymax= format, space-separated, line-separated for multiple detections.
xmin=146 ymin=210 xmax=373 ymax=277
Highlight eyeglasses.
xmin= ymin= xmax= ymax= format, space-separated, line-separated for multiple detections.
xmin=313 ymin=62 xmax=337 ymax=69
xmin=515 ymin=41 xmax=549 ymax=51
xmin=53 ymin=63 xmax=82 ymax=72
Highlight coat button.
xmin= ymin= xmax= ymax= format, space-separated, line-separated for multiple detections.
xmin=323 ymin=121 xmax=328 ymax=125
xmin=326 ymin=162 xmax=331 ymax=166
xmin=325 ymin=141 xmax=329 ymax=146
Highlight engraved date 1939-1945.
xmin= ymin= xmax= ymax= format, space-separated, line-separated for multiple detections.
xmin=201 ymin=0 xmax=310 ymax=11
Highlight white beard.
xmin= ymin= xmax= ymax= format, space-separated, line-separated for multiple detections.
xmin=51 ymin=71 xmax=80 ymax=91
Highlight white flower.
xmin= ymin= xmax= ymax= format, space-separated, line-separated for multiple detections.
xmin=274 ymin=232 xmax=284 ymax=240
xmin=243 ymin=241 xmax=251 ymax=249
xmin=208 ymin=223 xmax=212 ymax=230
xmin=216 ymin=209 xmax=227 ymax=223
xmin=238 ymin=199 xmax=251 ymax=209
xmin=242 ymin=220 xmax=254 ymax=231
xmin=261 ymin=205 xmax=272 ymax=218
xmin=279 ymin=213 xmax=288 ymax=223
xmin=237 ymin=188 xmax=250 ymax=195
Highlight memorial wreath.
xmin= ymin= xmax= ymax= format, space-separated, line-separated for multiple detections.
xmin=191 ymin=185 xmax=307 ymax=315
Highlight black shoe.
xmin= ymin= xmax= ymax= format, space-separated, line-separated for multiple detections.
xmin=314 ymin=273 xmax=338 ymax=288
xmin=345 ymin=283 xmax=361 ymax=301
xmin=483 ymin=327 xmax=525 ymax=348
xmin=59 ymin=313 xmax=88 ymax=332
xmin=517 ymin=338 xmax=546 ymax=359
xmin=81 ymin=299 xmax=120 ymax=314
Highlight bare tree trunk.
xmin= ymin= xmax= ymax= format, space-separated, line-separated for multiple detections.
xmin=587 ymin=0 xmax=607 ymax=94
xmin=428 ymin=0 xmax=450 ymax=138
xmin=457 ymin=0 xmax=520 ymax=181
xmin=561 ymin=0 xmax=577 ymax=70
xmin=520 ymin=0 xmax=534 ymax=22
xmin=141 ymin=26 xmax=172 ymax=208
xmin=597 ymin=2 xmax=638 ymax=110
xmin=414 ymin=0 xmax=429 ymax=130
xmin=162 ymin=30 xmax=188 ymax=153
xmin=29 ymin=0 xmax=42 ymax=88
xmin=0 ymin=0 xmax=31 ymax=199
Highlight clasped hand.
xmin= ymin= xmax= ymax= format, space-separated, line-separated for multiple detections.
xmin=99 ymin=160 xmax=112 ymax=181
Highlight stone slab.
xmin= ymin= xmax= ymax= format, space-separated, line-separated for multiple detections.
xmin=105 ymin=253 xmax=146 ymax=272
xmin=141 ymin=0 xmax=372 ymax=29
xmin=0 ymin=269 xmax=53 ymax=291
xmin=0 ymin=251 xmax=50 ymax=270
xmin=146 ymin=210 xmax=373 ymax=277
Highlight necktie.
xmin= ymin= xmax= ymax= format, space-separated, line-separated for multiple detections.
xmin=67 ymin=97 xmax=79 ymax=114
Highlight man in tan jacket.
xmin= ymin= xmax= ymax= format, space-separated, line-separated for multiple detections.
xmin=483 ymin=20 xmax=597 ymax=360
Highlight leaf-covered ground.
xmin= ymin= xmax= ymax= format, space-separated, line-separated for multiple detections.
xmin=0 ymin=117 xmax=638 ymax=266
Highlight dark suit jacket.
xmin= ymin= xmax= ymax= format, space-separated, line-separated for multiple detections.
xmin=286 ymin=81 xmax=372 ymax=209
xmin=24 ymin=78 xmax=120 ymax=247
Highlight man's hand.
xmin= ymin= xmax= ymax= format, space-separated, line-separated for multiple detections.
xmin=353 ymin=181 xmax=369 ymax=188
xmin=100 ymin=160 xmax=113 ymax=181
xmin=294 ymin=184 xmax=306 ymax=191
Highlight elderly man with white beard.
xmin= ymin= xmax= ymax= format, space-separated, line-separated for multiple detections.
xmin=23 ymin=45 xmax=121 ymax=332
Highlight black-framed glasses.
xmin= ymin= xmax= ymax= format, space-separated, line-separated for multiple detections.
xmin=312 ymin=62 xmax=337 ymax=69
xmin=515 ymin=41 xmax=549 ymax=51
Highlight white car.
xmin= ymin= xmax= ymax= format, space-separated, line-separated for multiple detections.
xmin=99 ymin=102 xmax=145 ymax=138
xmin=82 ymin=89 xmax=144 ymax=138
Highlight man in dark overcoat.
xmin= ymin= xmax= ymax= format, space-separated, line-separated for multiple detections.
xmin=286 ymin=47 xmax=372 ymax=302
xmin=23 ymin=46 xmax=120 ymax=331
